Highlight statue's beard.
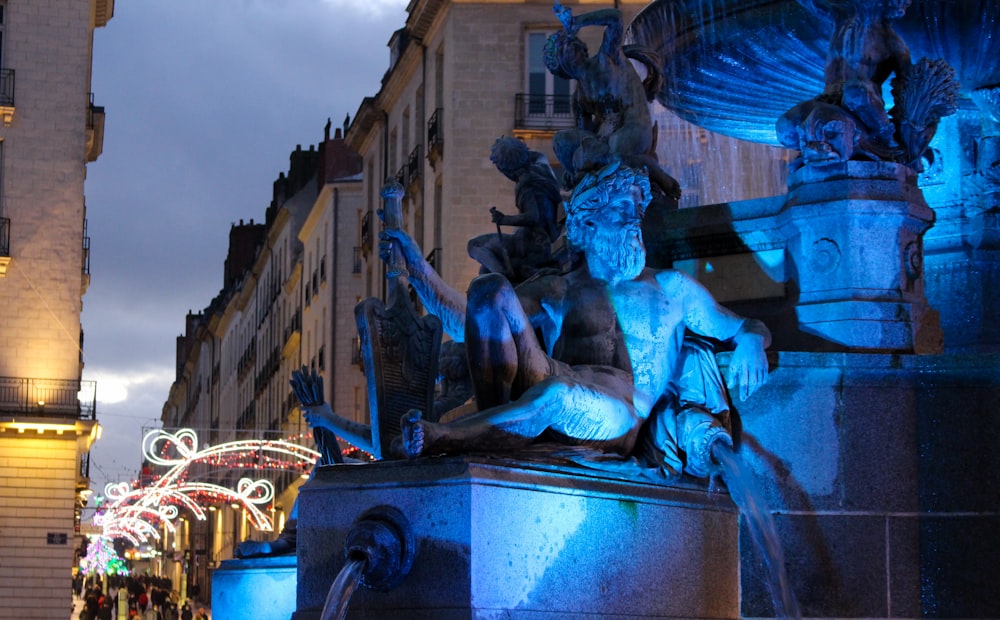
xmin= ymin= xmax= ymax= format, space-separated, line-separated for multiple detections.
xmin=587 ymin=225 xmax=646 ymax=283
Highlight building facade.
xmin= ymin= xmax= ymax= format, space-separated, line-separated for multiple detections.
xmin=0 ymin=0 xmax=110 ymax=617
xmin=159 ymin=126 xmax=363 ymax=598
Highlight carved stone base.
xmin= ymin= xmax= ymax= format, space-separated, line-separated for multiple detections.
xmin=779 ymin=161 xmax=941 ymax=352
xmin=293 ymin=458 xmax=739 ymax=619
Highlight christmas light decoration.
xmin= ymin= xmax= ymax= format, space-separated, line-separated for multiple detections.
xmin=79 ymin=535 xmax=130 ymax=577
xmin=95 ymin=428 xmax=321 ymax=544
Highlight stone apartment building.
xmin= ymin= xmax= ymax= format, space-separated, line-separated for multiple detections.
xmin=160 ymin=125 xmax=363 ymax=598
xmin=0 ymin=0 xmax=111 ymax=617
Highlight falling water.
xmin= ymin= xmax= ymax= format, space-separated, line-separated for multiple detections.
xmin=713 ymin=442 xmax=802 ymax=619
xmin=320 ymin=556 xmax=366 ymax=620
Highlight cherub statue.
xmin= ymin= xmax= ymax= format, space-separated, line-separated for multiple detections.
xmin=544 ymin=1 xmax=680 ymax=198
xmin=467 ymin=137 xmax=564 ymax=285
xmin=777 ymin=0 xmax=958 ymax=170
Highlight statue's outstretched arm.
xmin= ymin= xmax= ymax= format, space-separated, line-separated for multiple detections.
xmin=380 ymin=227 xmax=468 ymax=341
xmin=570 ymin=7 xmax=624 ymax=56
xmin=291 ymin=367 xmax=374 ymax=455
xmin=302 ymin=402 xmax=374 ymax=454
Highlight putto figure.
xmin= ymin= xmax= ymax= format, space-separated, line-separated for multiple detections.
xmin=777 ymin=0 xmax=958 ymax=169
xmin=382 ymin=163 xmax=770 ymax=479
xmin=545 ymin=1 xmax=680 ymax=198
xmin=467 ymin=137 xmax=564 ymax=285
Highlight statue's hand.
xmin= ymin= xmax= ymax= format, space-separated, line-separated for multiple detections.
xmin=727 ymin=333 xmax=768 ymax=402
xmin=290 ymin=366 xmax=324 ymax=406
xmin=301 ymin=402 xmax=337 ymax=431
xmin=490 ymin=206 xmax=505 ymax=224
xmin=553 ymin=0 xmax=575 ymax=32
xmin=379 ymin=228 xmax=425 ymax=270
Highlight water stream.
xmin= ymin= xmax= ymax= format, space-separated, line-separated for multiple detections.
xmin=319 ymin=556 xmax=366 ymax=620
xmin=713 ymin=442 xmax=802 ymax=619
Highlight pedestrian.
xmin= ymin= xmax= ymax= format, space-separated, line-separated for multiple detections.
xmin=179 ymin=601 xmax=192 ymax=620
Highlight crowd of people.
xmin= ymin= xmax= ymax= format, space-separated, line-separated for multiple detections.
xmin=74 ymin=574 xmax=209 ymax=620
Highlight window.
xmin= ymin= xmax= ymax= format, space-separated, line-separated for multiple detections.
xmin=527 ymin=32 xmax=570 ymax=115
xmin=0 ymin=4 xmax=5 ymax=67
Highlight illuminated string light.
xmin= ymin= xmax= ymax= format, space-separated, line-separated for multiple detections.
xmin=79 ymin=535 xmax=130 ymax=577
xmin=95 ymin=429 xmax=321 ymax=543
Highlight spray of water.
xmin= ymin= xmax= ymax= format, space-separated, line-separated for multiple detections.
xmin=713 ymin=441 xmax=802 ymax=619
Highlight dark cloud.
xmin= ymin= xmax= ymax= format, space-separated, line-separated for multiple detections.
xmin=82 ymin=0 xmax=405 ymax=494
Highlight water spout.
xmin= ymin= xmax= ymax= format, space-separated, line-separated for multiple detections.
xmin=713 ymin=441 xmax=802 ymax=619
xmin=320 ymin=557 xmax=365 ymax=620
xmin=319 ymin=505 xmax=416 ymax=620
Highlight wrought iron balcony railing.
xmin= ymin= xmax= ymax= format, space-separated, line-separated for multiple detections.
xmin=1 ymin=217 xmax=9 ymax=257
xmin=0 ymin=377 xmax=97 ymax=419
xmin=427 ymin=108 xmax=443 ymax=162
xmin=426 ymin=247 xmax=442 ymax=273
xmin=0 ymin=69 xmax=15 ymax=107
xmin=82 ymin=218 xmax=91 ymax=276
xmin=361 ymin=211 xmax=373 ymax=255
xmin=407 ymin=144 xmax=423 ymax=186
xmin=514 ymin=93 xmax=574 ymax=132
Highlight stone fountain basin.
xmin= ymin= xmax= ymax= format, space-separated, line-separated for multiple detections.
xmin=626 ymin=0 xmax=1000 ymax=145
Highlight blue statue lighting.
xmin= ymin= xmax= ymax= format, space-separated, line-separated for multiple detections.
xmin=381 ymin=161 xmax=770 ymax=480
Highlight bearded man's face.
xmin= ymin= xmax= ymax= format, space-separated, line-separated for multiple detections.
xmin=577 ymin=185 xmax=647 ymax=283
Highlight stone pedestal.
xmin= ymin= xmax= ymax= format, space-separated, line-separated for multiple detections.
xmin=722 ymin=350 xmax=1000 ymax=618
xmin=293 ymin=458 xmax=739 ymax=620
xmin=211 ymin=554 xmax=297 ymax=620
xmin=779 ymin=161 xmax=941 ymax=352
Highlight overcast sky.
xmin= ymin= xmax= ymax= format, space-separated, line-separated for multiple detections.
xmin=81 ymin=0 xmax=409 ymax=496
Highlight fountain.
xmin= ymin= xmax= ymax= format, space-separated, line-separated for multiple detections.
xmin=318 ymin=506 xmax=415 ymax=620
xmin=626 ymin=0 xmax=1000 ymax=616
xmin=214 ymin=1 xmax=1000 ymax=618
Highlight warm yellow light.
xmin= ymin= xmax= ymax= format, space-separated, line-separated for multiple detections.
xmin=37 ymin=400 xmax=45 ymax=407
xmin=6 ymin=421 xmax=85 ymax=434
xmin=80 ymin=489 xmax=94 ymax=497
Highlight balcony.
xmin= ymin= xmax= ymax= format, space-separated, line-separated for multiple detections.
xmin=0 ymin=217 xmax=9 ymax=276
xmin=406 ymin=144 xmax=423 ymax=189
xmin=426 ymin=247 xmax=442 ymax=274
xmin=81 ymin=218 xmax=91 ymax=294
xmin=282 ymin=309 xmax=301 ymax=360
xmin=427 ymin=108 xmax=443 ymax=164
xmin=0 ymin=69 xmax=14 ymax=126
xmin=361 ymin=211 xmax=373 ymax=255
xmin=86 ymin=93 xmax=106 ymax=162
xmin=394 ymin=163 xmax=409 ymax=188
xmin=513 ymin=93 xmax=574 ymax=138
xmin=0 ymin=377 xmax=97 ymax=419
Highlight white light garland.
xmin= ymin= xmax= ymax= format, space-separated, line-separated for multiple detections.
xmin=96 ymin=428 xmax=320 ymax=544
